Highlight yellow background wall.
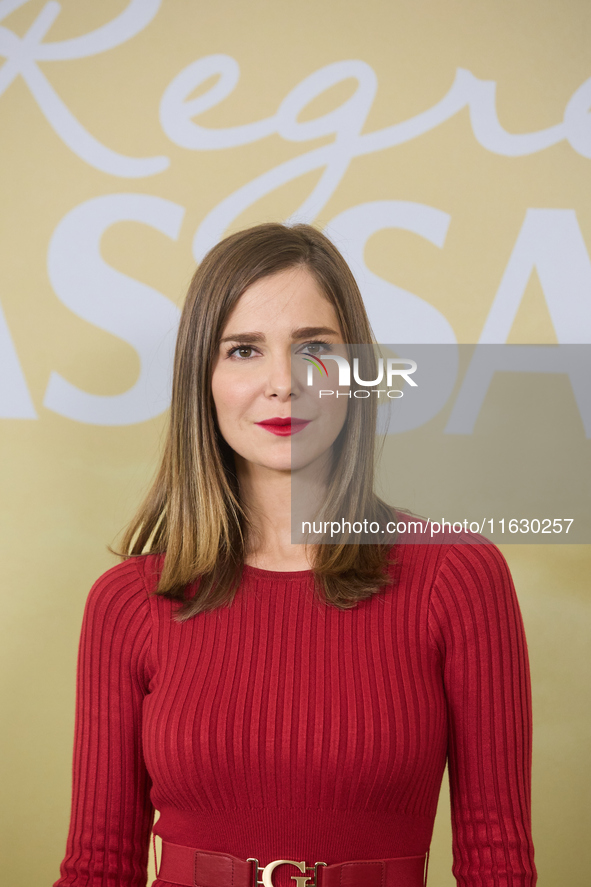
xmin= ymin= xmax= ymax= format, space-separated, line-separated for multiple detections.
xmin=1 ymin=1 xmax=589 ymax=885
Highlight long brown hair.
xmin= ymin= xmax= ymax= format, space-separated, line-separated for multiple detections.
xmin=118 ymin=223 xmax=397 ymax=620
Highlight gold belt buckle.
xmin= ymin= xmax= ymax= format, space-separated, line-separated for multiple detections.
xmin=247 ymin=857 xmax=327 ymax=887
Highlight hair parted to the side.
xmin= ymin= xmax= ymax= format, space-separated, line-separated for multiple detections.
xmin=117 ymin=222 xmax=398 ymax=620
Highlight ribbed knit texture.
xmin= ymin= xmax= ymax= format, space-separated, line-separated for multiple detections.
xmin=54 ymin=533 xmax=536 ymax=887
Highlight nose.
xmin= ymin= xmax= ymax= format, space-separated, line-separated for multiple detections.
xmin=264 ymin=349 xmax=293 ymax=400
xmin=264 ymin=348 xmax=309 ymax=400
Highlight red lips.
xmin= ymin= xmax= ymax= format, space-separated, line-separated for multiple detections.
xmin=255 ymin=417 xmax=310 ymax=436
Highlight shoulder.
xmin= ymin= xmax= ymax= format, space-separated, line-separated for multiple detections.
xmin=391 ymin=513 xmax=514 ymax=600
xmin=432 ymin=536 xmax=513 ymax=594
xmin=427 ymin=536 xmax=520 ymax=653
xmin=79 ymin=557 xmax=164 ymax=683
xmin=393 ymin=512 xmax=510 ymax=569
xmin=83 ymin=554 xmax=165 ymax=621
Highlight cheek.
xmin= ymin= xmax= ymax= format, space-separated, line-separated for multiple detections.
xmin=211 ymin=370 xmax=231 ymax=426
xmin=308 ymin=397 xmax=349 ymax=454
xmin=211 ymin=371 xmax=254 ymax=426
xmin=323 ymin=391 xmax=349 ymax=430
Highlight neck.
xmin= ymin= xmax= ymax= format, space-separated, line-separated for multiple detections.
xmin=235 ymin=453 xmax=331 ymax=571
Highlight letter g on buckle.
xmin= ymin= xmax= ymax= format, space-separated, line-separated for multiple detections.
xmin=247 ymin=857 xmax=327 ymax=887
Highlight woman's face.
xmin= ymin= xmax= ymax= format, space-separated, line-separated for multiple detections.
xmin=211 ymin=265 xmax=349 ymax=475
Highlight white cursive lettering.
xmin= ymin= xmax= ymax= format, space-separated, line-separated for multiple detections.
xmin=0 ymin=0 xmax=169 ymax=176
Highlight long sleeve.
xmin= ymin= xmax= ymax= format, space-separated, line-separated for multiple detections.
xmin=54 ymin=560 xmax=155 ymax=887
xmin=428 ymin=543 xmax=537 ymax=887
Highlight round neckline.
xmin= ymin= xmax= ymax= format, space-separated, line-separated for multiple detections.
xmin=242 ymin=563 xmax=314 ymax=580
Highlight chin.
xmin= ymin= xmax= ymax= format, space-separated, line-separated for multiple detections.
xmin=264 ymin=455 xmax=294 ymax=472
xmin=237 ymin=450 xmax=293 ymax=473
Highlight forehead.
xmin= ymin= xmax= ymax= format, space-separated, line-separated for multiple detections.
xmin=223 ymin=266 xmax=339 ymax=328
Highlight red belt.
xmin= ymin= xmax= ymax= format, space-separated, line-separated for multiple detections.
xmin=155 ymin=839 xmax=430 ymax=887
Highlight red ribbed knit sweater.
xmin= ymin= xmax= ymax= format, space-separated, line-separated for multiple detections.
xmin=54 ymin=535 xmax=537 ymax=887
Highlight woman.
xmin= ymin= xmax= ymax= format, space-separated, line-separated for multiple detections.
xmin=54 ymin=223 xmax=537 ymax=887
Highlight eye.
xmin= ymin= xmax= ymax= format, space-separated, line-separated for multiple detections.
xmin=227 ymin=344 xmax=257 ymax=359
xmin=300 ymin=340 xmax=333 ymax=356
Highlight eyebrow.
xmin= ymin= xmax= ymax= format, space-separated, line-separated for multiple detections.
xmin=219 ymin=326 xmax=341 ymax=344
